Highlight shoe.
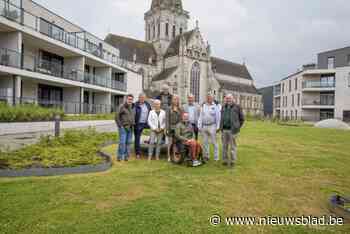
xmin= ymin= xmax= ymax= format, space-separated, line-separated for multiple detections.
xmin=204 ymin=157 xmax=209 ymax=162
xmin=117 ymin=159 xmax=121 ymax=162
xmin=230 ymin=162 xmax=235 ymax=168
xmin=125 ymin=158 xmax=129 ymax=162
xmin=222 ymin=162 xmax=228 ymax=166
xmin=168 ymin=157 xmax=171 ymax=162
xmin=136 ymin=154 xmax=141 ymax=159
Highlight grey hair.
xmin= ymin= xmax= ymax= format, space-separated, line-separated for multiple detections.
xmin=162 ymin=84 xmax=170 ymax=90
xmin=139 ymin=93 xmax=146 ymax=98
xmin=225 ymin=93 xmax=233 ymax=98
xmin=188 ymin=94 xmax=195 ymax=98
xmin=153 ymin=99 xmax=161 ymax=105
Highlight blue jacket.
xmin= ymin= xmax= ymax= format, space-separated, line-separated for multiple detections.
xmin=134 ymin=101 xmax=152 ymax=127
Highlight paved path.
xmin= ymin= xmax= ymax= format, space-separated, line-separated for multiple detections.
xmin=0 ymin=120 xmax=117 ymax=151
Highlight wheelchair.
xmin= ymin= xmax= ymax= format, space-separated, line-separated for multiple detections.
xmin=169 ymin=139 xmax=205 ymax=167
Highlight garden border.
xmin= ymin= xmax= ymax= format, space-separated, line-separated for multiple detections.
xmin=0 ymin=141 xmax=115 ymax=178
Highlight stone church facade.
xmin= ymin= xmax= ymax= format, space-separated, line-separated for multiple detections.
xmin=105 ymin=0 xmax=263 ymax=115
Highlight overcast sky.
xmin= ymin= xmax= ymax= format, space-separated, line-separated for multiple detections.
xmin=35 ymin=0 xmax=350 ymax=88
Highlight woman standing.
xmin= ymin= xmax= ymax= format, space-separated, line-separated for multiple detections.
xmin=166 ymin=95 xmax=183 ymax=162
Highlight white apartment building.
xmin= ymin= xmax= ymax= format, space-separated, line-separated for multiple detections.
xmin=273 ymin=47 xmax=350 ymax=122
xmin=0 ymin=0 xmax=143 ymax=114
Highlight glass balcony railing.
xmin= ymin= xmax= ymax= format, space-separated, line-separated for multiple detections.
xmin=302 ymin=99 xmax=335 ymax=106
xmin=0 ymin=47 xmax=127 ymax=92
xmin=302 ymin=81 xmax=335 ymax=89
xmin=0 ymin=0 xmax=135 ymax=70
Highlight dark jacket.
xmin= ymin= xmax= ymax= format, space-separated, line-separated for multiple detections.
xmin=156 ymin=92 xmax=173 ymax=110
xmin=115 ymin=103 xmax=135 ymax=128
xmin=175 ymin=121 xmax=194 ymax=143
xmin=220 ymin=103 xmax=245 ymax=134
xmin=166 ymin=107 xmax=183 ymax=134
xmin=134 ymin=101 xmax=152 ymax=127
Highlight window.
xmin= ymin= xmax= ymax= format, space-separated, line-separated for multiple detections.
xmin=292 ymin=94 xmax=294 ymax=106
xmin=282 ymin=83 xmax=285 ymax=93
xmin=39 ymin=18 xmax=64 ymax=42
xmin=295 ymin=110 xmax=298 ymax=120
xmin=172 ymin=25 xmax=176 ymax=38
xmin=320 ymin=74 xmax=335 ymax=87
xmin=347 ymin=55 xmax=350 ymax=66
xmin=297 ymin=93 xmax=300 ymax=106
xmin=327 ymin=57 xmax=335 ymax=69
xmin=180 ymin=27 xmax=183 ymax=34
xmin=289 ymin=80 xmax=292 ymax=92
xmin=295 ymin=78 xmax=298 ymax=90
xmin=153 ymin=25 xmax=155 ymax=39
xmin=165 ymin=23 xmax=169 ymax=36
xmin=158 ymin=22 xmax=160 ymax=38
xmin=190 ymin=62 xmax=201 ymax=102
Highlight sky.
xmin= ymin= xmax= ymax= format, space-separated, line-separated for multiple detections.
xmin=35 ymin=0 xmax=350 ymax=88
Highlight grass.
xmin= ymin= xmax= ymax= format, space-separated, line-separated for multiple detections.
xmin=0 ymin=129 xmax=116 ymax=169
xmin=0 ymin=121 xmax=349 ymax=233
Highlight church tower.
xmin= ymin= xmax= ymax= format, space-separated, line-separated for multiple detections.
xmin=145 ymin=0 xmax=190 ymax=56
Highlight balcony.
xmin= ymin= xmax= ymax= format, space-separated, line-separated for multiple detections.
xmin=0 ymin=47 xmax=127 ymax=92
xmin=302 ymin=99 xmax=335 ymax=109
xmin=0 ymin=0 xmax=134 ymax=70
xmin=302 ymin=80 xmax=335 ymax=91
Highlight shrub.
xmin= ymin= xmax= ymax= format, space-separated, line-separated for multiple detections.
xmin=0 ymin=128 xmax=117 ymax=169
xmin=0 ymin=103 xmax=64 ymax=122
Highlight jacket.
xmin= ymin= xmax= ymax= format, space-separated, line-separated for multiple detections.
xmin=134 ymin=101 xmax=152 ymax=127
xmin=115 ymin=103 xmax=135 ymax=128
xmin=182 ymin=103 xmax=200 ymax=125
xmin=166 ymin=107 xmax=183 ymax=133
xmin=174 ymin=121 xmax=194 ymax=142
xmin=219 ymin=103 xmax=245 ymax=134
xmin=147 ymin=109 xmax=166 ymax=131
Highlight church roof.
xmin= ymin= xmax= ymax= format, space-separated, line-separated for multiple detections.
xmin=104 ymin=34 xmax=157 ymax=65
xmin=164 ymin=30 xmax=196 ymax=58
xmin=217 ymin=80 xmax=258 ymax=94
xmin=152 ymin=66 xmax=178 ymax=82
xmin=211 ymin=57 xmax=253 ymax=80
xmin=151 ymin=0 xmax=183 ymax=11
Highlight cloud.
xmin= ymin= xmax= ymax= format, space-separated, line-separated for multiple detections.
xmin=33 ymin=0 xmax=350 ymax=87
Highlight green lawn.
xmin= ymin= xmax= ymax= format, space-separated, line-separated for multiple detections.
xmin=0 ymin=121 xmax=349 ymax=234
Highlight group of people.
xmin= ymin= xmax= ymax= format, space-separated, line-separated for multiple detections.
xmin=115 ymin=85 xmax=245 ymax=167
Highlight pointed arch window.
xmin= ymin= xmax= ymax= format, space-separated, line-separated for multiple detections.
xmin=172 ymin=25 xmax=176 ymax=38
xmin=190 ymin=62 xmax=201 ymax=102
xmin=165 ymin=23 xmax=169 ymax=36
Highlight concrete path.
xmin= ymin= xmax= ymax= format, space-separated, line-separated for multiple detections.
xmin=0 ymin=120 xmax=118 ymax=151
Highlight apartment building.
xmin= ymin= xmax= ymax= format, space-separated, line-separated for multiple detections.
xmin=273 ymin=47 xmax=350 ymax=122
xmin=0 ymin=0 xmax=142 ymax=114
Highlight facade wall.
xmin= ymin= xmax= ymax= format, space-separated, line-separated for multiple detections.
xmin=215 ymin=73 xmax=253 ymax=86
xmin=334 ymin=67 xmax=350 ymax=119
xmin=318 ymin=47 xmax=350 ymax=69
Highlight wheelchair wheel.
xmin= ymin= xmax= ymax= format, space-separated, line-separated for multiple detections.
xmin=170 ymin=143 xmax=184 ymax=164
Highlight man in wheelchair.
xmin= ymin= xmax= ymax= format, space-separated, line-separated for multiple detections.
xmin=172 ymin=112 xmax=204 ymax=167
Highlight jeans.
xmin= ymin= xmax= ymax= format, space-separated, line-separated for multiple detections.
xmin=134 ymin=123 xmax=147 ymax=155
xmin=118 ymin=127 xmax=133 ymax=160
xmin=201 ymin=124 xmax=219 ymax=160
xmin=222 ymin=130 xmax=238 ymax=163
xmin=148 ymin=131 xmax=164 ymax=159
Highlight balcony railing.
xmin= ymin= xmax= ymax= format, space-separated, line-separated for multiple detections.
xmin=0 ymin=47 xmax=127 ymax=92
xmin=302 ymin=99 xmax=335 ymax=106
xmin=302 ymin=81 xmax=335 ymax=89
xmin=0 ymin=0 xmax=138 ymax=70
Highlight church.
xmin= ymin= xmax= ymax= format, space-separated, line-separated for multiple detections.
xmin=105 ymin=0 xmax=263 ymax=115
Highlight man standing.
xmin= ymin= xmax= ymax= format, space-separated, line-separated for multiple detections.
xmin=156 ymin=84 xmax=173 ymax=111
xmin=183 ymin=94 xmax=200 ymax=140
xmin=219 ymin=94 xmax=245 ymax=168
xmin=147 ymin=100 xmax=166 ymax=161
xmin=134 ymin=93 xmax=151 ymax=159
xmin=115 ymin=94 xmax=135 ymax=162
xmin=198 ymin=93 xmax=221 ymax=161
